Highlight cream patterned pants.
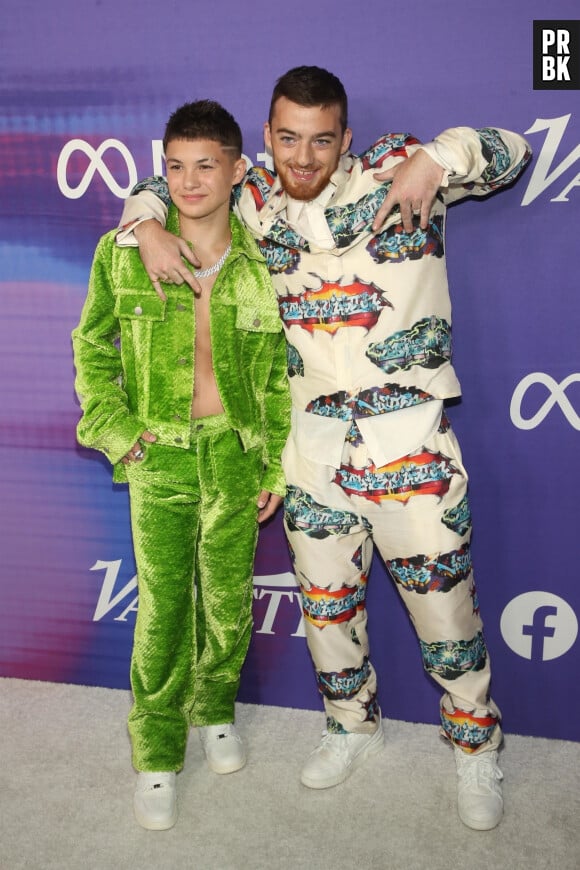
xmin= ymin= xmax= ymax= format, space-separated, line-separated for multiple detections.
xmin=283 ymin=415 xmax=502 ymax=753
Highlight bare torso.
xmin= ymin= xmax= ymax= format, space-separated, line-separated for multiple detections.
xmin=191 ymin=272 xmax=225 ymax=419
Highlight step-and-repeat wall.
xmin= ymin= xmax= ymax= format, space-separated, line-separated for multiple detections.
xmin=2 ymin=0 xmax=579 ymax=741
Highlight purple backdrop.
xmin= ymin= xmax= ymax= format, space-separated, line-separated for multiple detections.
xmin=1 ymin=0 xmax=579 ymax=742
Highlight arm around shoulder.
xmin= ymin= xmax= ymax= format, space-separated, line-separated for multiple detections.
xmin=116 ymin=179 xmax=171 ymax=246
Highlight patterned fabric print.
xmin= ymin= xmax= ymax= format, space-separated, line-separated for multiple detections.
xmin=438 ymin=411 xmax=450 ymax=433
xmin=359 ymin=133 xmax=421 ymax=170
xmin=257 ymin=238 xmax=302 ymax=275
xmin=278 ymin=278 xmax=391 ymax=335
xmin=301 ymin=575 xmax=368 ymax=629
xmin=307 ymin=384 xmax=434 ymax=421
xmin=351 ymin=627 xmax=362 ymax=647
xmin=238 ymin=166 xmax=277 ymax=210
xmin=287 ymin=343 xmax=304 ymax=378
xmin=335 ymin=449 xmax=459 ymax=504
xmin=351 ymin=544 xmax=364 ymax=571
xmin=366 ymin=214 xmax=444 ymax=265
xmin=317 ymin=656 xmax=371 ymax=699
xmin=386 ymin=542 xmax=472 ymax=594
xmin=442 ymin=495 xmax=472 ymax=536
xmin=324 ymin=187 xmax=389 ymax=249
xmin=477 ymin=128 xmax=532 ymax=191
xmin=420 ymin=631 xmax=487 ymax=681
xmin=131 ymin=175 xmax=172 ymax=207
xmin=284 ymin=485 xmax=369 ymax=539
xmin=325 ymin=695 xmax=380 ymax=730
xmin=366 ymin=315 xmax=451 ymax=375
xmin=361 ymin=691 xmax=381 ymax=724
xmin=470 ymin=583 xmax=481 ymax=618
xmin=440 ymin=705 xmax=499 ymax=753
xmin=327 ymin=716 xmax=349 ymax=735
xmin=266 ymin=218 xmax=309 ymax=251
xmin=345 ymin=420 xmax=363 ymax=446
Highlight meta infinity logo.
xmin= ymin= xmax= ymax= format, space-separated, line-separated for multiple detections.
xmin=500 ymin=591 xmax=578 ymax=661
xmin=57 ymin=139 xmax=139 ymax=199
xmin=510 ymin=372 xmax=580 ymax=430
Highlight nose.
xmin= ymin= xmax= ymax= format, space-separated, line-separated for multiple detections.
xmin=183 ymin=168 xmax=200 ymax=189
xmin=295 ymin=140 xmax=314 ymax=167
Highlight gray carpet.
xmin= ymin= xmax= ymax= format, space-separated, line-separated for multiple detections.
xmin=1 ymin=677 xmax=578 ymax=870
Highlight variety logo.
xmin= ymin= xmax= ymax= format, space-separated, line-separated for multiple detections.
xmin=510 ymin=372 xmax=580 ymax=430
xmin=501 ymin=591 xmax=578 ymax=660
xmin=90 ymin=559 xmax=305 ymax=637
xmin=522 ymin=114 xmax=580 ymax=205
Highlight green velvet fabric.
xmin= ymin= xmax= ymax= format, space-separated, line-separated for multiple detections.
xmin=72 ymin=209 xmax=290 ymax=494
xmin=72 ymin=211 xmax=291 ymax=772
xmin=126 ymin=416 xmax=262 ymax=771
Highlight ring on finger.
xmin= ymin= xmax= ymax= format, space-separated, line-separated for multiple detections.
xmin=134 ymin=448 xmax=144 ymax=460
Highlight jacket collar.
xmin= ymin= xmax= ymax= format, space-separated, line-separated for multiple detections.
xmin=166 ymin=206 xmax=264 ymax=263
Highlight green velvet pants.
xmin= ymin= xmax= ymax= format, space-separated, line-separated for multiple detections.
xmin=125 ymin=414 xmax=262 ymax=772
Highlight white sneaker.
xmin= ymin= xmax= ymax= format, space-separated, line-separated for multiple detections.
xmin=133 ymin=771 xmax=177 ymax=831
xmin=454 ymin=747 xmax=504 ymax=830
xmin=301 ymin=721 xmax=385 ymax=789
xmin=198 ymin=723 xmax=246 ymax=774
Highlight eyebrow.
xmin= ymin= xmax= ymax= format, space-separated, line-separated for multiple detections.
xmin=166 ymin=156 xmax=221 ymax=165
xmin=274 ymin=127 xmax=338 ymax=139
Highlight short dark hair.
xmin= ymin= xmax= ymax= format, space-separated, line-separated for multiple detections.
xmin=269 ymin=66 xmax=348 ymax=131
xmin=163 ymin=100 xmax=243 ymax=156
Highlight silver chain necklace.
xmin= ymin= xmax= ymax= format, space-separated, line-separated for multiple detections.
xmin=194 ymin=243 xmax=231 ymax=279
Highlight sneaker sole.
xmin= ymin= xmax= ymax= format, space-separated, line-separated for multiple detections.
xmin=300 ymin=722 xmax=385 ymax=790
xmin=206 ymin=754 xmax=247 ymax=775
xmin=458 ymin=805 xmax=503 ymax=831
xmin=133 ymin=803 xmax=178 ymax=831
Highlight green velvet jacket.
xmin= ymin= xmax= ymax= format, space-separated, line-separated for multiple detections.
xmin=72 ymin=209 xmax=291 ymax=492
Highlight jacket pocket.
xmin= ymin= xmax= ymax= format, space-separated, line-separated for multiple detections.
xmin=235 ymin=306 xmax=281 ymax=333
xmin=114 ymin=291 xmax=167 ymax=321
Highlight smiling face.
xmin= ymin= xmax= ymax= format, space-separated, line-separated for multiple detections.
xmin=264 ymin=96 xmax=352 ymax=202
xmin=165 ymin=137 xmax=246 ymax=225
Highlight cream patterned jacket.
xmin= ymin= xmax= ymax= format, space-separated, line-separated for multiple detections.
xmin=118 ymin=127 xmax=531 ymax=468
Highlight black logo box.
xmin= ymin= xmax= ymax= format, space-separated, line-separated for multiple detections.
xmin=533 ymin=20 xmax=580 ymax=89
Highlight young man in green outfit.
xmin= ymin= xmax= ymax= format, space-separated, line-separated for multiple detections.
xmin=72 ymin=100 xmax=291 ymax=830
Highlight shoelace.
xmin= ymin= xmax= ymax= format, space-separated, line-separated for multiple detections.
xmin=457 ymin=755 xmax=503 ymax=791
xmin=317 ymin=731 xmax=350 ymax=758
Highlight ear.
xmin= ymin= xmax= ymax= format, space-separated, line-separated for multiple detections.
xmin=340 ymin=127 xmax=353 ymax=155
xmin=263 ymin=121 xmax=272 ymax=151
xmin=232 ymin=157 xmax=247 ymax=185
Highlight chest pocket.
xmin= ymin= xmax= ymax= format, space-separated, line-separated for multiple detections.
xmin=235 ymin=306 xmax=280 ymax=333
xmin=114 ymin=292 xmax=167 ymax=322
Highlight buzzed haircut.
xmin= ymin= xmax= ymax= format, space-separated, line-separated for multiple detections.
xmin=163 ymin=99 xmax=243 ymax=156
xmin=269 ymin=66 xmax=348 ymax=132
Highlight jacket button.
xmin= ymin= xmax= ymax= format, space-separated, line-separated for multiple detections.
xmin=134 ymin=306 xmax=143 ymax=315
xmin=176 ymin=303 xmax=186 ymax=311
xmin=173 ymin=413 xmax=182 ymax=420
xmin=174 ymin=436 xmax=183 ymax=444
xmin=253 ymin=318 xmax=261 ymax=327
xmin=177 ymin=357 xmax=187 ymax=365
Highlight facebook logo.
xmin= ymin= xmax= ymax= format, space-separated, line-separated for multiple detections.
xmin=533 ymin=21 xmax=580 ymax=89
xmin=501 ymin=592 xmax=578 ymax=661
